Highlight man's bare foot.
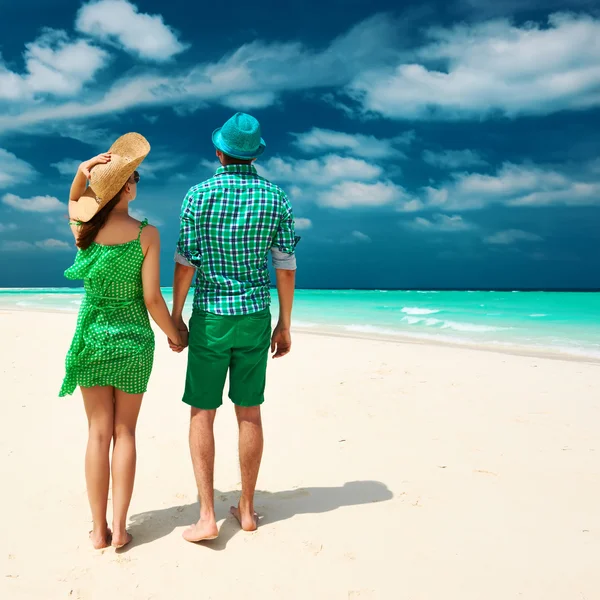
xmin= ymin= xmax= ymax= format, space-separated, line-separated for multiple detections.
xmin=230 ymin=505 xmax=258 ymax=532
xmin=182 ymin=519 xmax=219 ymax=543
xmin=111 ymin=531 xmax=132 ymax=549
xmin=89 ymin=527 xmax=111 ymax=550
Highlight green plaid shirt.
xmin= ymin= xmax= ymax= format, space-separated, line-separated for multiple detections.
xmin=176 ymin=164 xmax=299 ymax=315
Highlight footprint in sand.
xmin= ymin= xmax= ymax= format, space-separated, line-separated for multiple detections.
xmin=303 ymin=541 xmax=323 ymax=555
xmin=348 ymin=591 xmax=376 ymax=599
xmin=474 ymin=469 xmax=498 ymax=476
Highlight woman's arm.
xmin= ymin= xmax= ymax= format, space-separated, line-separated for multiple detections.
xmin=68 ymin=153 xmax=112 ymax=239
xmin=69 ymin=153 xmax=112 ymax=202
xmin=141 ymin=226 xmax=183 ymax=346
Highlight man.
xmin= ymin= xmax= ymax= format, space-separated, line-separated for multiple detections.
xmin=171 ymin=112 xmax=298 ymax=542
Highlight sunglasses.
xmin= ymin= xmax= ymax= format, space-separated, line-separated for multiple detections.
xmin=132 ymin=171 xmax=140 ymax=183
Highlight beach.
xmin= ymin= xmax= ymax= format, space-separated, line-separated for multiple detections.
xmin=2 ymin=308 xmax=600 ymax=599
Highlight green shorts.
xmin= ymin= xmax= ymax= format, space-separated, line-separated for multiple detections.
xmin=182 ymin=308 xmax=271 ymax=410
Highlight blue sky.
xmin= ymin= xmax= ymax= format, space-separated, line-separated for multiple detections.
xmin=0 ymin=0 xmax=599 ymax=289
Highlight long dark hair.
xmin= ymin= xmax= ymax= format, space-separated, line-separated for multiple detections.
xmin=76 ymin=173 xmax=137 ymax=250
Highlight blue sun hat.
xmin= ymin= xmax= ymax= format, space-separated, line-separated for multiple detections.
xmin=212 ymin=112 xmax=266 ymax=160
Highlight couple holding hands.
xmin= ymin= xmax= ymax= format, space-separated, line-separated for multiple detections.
xmin=60 ymin=112 xmax=298 ymax=549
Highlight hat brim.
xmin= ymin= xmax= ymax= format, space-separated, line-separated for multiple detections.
xmin=212 ymin=128 xmax=265 ymax=160
xmin=72 ymin=187 xmax=103 ymax=223
xmin=73 ymin=157 xmax=145 ymax=223
xmin=73 ymin=133 xmax=150 ymax=223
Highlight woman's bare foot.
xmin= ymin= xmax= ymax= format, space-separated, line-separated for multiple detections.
xmin=111 ymin=531 xmax=132 ymax=549
xmin=89 ymin=526 xmax=112 ymax=550
xmin=182 ymin=519 xmax=219 ymax=543
xmin=230 ymin=505 xmax=258 ymax=532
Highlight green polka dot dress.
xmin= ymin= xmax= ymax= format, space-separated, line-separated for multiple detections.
xmin=59 ymin=220 xmax=155 ymax=397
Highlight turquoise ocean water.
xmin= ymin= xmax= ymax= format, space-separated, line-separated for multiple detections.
xmin=1 ymin=288 xmax=599 ymax=360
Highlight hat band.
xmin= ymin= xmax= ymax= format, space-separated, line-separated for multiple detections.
xmin=214 ymin=130 xmax=264 ymax=159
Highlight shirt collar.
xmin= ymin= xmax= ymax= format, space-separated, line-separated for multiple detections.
xmin=215 ymin=164 xmax=258 ymax=176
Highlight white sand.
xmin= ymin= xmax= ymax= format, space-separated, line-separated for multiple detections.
xmin=1 ymin=309 xmax=599 ymax=599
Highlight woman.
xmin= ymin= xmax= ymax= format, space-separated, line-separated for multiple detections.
xmin=60 ymin=133 xmax=183 ymax=550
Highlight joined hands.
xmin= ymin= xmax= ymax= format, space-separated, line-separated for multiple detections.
xmin=169 ymin=322 xmax=189 ymax=353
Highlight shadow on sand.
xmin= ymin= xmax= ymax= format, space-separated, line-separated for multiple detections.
xmin=124 ymin=480 xmax=392 ymax=552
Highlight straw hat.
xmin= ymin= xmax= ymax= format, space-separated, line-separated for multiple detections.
xmin=75 ymin=132 xmax=150 ymax=222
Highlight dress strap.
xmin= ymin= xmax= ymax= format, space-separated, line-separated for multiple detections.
xmin=137 ymin=219 xmax=149 ymax=240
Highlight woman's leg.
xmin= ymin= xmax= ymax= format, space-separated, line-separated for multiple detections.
xmin=111 ymin=389 xmax=144 ymax=548
xmin=81 ymin=385 xmax=115 ymax=549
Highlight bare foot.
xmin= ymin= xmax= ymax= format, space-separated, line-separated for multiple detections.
xmin=182 ymin=519 xmax=219 ymax=543
xmin=89 ymin=527 xmax=112 ymax=550
xmin=230 ymin=505 xmax=258 ymax=532
xmin=111 ymin=531 xmax=132 ymax=549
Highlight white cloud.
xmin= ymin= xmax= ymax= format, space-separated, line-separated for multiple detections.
xmin=129 ymin=209 xmax=164 ymax=227
xmin=199 ymin=159 xmax=220 ymax=174
xmin=0 ymin=223 xmax=17 ymax=232
xmin=0 ymin=149 xmax=37 ymax=189
xmin=51 ymin=159 xmax=81 ymax=176
xmin=423 ymin=149 xmax=488 ymax=169
xmin=349 ymin=13 xmax=600 ymax=120
xmin=2 ymin=193 xmax=66 ymax=213
xmin=1 ymin=241 xmax=34 ymax=251
xmin=257 ymin=151 xmax=420 ymax=211
xmin=137 ymin=153 xmax=188 ymax=179
xmin=399 ymin=199 xmax=426 ymax=213
xmin=484 ymin=229 xmax=543 ymax=245
xmin=318 ymin=181 xmax=410 ymax=209
xmin=291 ymin=127 xmax=414 ymax=159
xmin=57 ymin=123 xmax=114 ymax=147
xmin=221 ymin=92 xmax=278 ymax=111
xmin=35 ymin=239 xmax=72 ymax=251
xmin=287 ymin=186 xmax=303 ymax=200
xmin=22 ymin=122 xmax=115 ymax=148
xmin=424 ymin=162 xmax=600 ymax=210
xmin=1 ymin=238 xmax=72 ymax=252
xmin=0 ymin=14 xmax=399 ymax=133
xmin=406 ymin=213 xmax=475 ymax=232
xmin=351 ymin=230 xmax=371 ymax=243
xmin=295 ymin=217 xmax=313 ymax=230
xmin=3 ymin=11 xmax=600 ymax=138
xmin=0 ymin=29 xmax=109 ymax=101
xmin=76 ymin=0 xmax=187 ymax=61
xmin=258 ymin=155 xmax=382 ymax=186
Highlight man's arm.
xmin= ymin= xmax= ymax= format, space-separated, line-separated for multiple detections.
xmin=172 ymin=261 xmax=195 ymax=327
xmin=170 ymin=188 xmax=199 ymax=349
xmin=270 ymin=192 xmax=299 ymax=358
xmin=271 ymin=268 xmax=296 ymax=358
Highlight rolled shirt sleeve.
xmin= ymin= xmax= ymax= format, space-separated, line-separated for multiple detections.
xmin=174 ymin=251 xmax=195 ymax=267
xmin=175 ymin=188 xmax=201 ymax=267
xmin=272 ymin=192 xmax=300 ymax=256
xmin=271 ymin=247 xmax=297 ymax=270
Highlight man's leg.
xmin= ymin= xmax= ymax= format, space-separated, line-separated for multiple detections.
xmin=183 ymin=407 xmax=219 ymax=542
xmin=230 ymin=405 xmax=263 ymax=531
xmin=228 ymin=309 xmax=270 ymax=531
xmin=181 ymin=310 xmax=232 ymax=542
